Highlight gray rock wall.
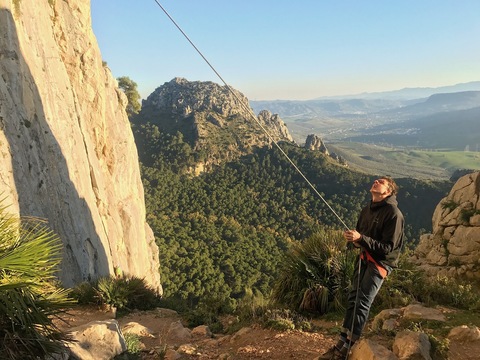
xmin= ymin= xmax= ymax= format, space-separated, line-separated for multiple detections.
xmin=0 ymin=0 xmax=161 ymax=291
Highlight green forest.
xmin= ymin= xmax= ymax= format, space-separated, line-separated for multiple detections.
xmin=132 ymin=121 xmax=451 ymax=307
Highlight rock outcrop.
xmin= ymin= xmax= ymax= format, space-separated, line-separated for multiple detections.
xmin=257 ymin=109 xmax=293 ymax=143
xmin=305 ymin=134 xmax=329 ymax=154
xmin=0 ymin=1 xmax=161 ymax=291
xmin=138 ymin=78 xmax=294 ymax=171
xmin=412 ymin=171 xmax=480 ymax=280
xmin=305 ymin=134 xmax=348 ymax=166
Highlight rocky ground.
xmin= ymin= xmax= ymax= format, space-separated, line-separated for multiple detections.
xmin=56 ymin=305 xmax=337 ymax=359
xmin=56 ymin=304 xmax=480 ymax=360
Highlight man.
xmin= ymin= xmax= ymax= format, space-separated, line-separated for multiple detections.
xmin=319 ymin=176 xmax=404 ymax=360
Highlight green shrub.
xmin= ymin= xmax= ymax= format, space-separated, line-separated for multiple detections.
xmin=261 ymin=308 xmax=312 ymax=331
xmin=184 ymin=294 xmax=237 ymax=332
xmin=460 ymin=208 xmax=480 ymax=223
xmin=431 ymin=278 xmax=480 ymax=310
xmin=123 ymin=333 xmax=142 ymax=354
xmin=97 ymin=276 xmax=131 ymax=310
xmin=429 ymin=334 xmax=450 ymax=360
xmin=95 ymin=275 xmax=161 ymax=312
xmin=265 ymin=317 xmax=295 ymax=331
xmin=235 ymin=287 xmax=269 ymax=323
xmin=70 ymin=273 xmax=161 ymax=312
xmin=270 ymin=228 xmax=356 ymax=314
xmin=69 ymin=281 xmax=98 ymax=305
xmin=441 ymin=200 xmax=458 ymax=211
xmin=122 ymin=276 xmax=161 ymax=310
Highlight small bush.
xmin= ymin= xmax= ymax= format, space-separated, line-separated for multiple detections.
xmin=270 ymin=228 xmax=356 ymax=314
xmin=71 ymin=275 xmax=161 ymax=312
xmin=123 ymin=333 xmax=142 ymax=354
xmin=459 ymin=208 xmax=480 ymax=223
xmin=236 ymin=288 xmax=268 ymax=323
xmin=429 ymin=334 xmax=450 ymax=359
xmin=69 ymin=281 xmax=98 ymax=305
xmin=184 ymin=294 xmax=237 ymax=332
xmin=442 ymin=200 xmax=458 ymax=211
xmin=261 ymin=309 xmax=312 ymax=332
xmin=97 ymin=276 xmax=131 ymax=310
xmin=265 ymin=317 xmax=295 ymax=331
xmin=123 ymin=276 xmax=161 ymax=310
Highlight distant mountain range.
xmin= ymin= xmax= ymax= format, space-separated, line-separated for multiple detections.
xmin=250 ymin=82 xmax=480 ymax=118
xmin=313 ymin=81 xmax=480 ymax=100
xmin=250 ymin=82 xmax=480 ymax=150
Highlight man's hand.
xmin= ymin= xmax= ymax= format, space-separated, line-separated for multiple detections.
xmin=344 ymin=230 xmax=361 ymax=243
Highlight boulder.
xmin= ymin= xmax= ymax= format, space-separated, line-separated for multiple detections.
xmin=350 ymin=338 xmax=397 ymax=360
xmin=393 ymin=330 xmax=431 ymax=360
xmin=66 ymin=320 xmax=126 ymax=360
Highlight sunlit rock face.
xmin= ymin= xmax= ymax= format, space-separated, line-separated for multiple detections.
xmin=412 ymin=171 xmax=480 ymax=280
xmin=0 ymin=0 xmax=161 ymax=292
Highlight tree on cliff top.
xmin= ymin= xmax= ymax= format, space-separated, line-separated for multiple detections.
xmin=118 ymin=76 xmax=141 ymax=117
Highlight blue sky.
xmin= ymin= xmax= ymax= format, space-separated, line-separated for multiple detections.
xmin=91 ymin=0 xmax=480 ymax=101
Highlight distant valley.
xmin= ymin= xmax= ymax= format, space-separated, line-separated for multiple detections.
xmin=250 ymin=82 xmax=480 ymax=180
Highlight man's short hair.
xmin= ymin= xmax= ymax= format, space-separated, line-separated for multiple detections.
xmin=380 ymin=176 xmax=399 ymax=195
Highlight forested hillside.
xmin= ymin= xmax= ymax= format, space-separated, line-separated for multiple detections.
xmin=132 ymin=121 xmax=451 ymax=306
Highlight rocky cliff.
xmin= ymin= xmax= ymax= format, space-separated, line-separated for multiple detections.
xmin=412 ymin=171 xmax=480 ymax=279
xmin=138 ymin=78 xmax=294 ymax=172
xmin=0 ymin=0 xmax=161 ymax=291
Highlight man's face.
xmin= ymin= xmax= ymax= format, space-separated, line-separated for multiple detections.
xmin=370 ymin=178 xmax=392 ymax=196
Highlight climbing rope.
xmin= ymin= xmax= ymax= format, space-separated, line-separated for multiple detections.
xmin=151 ymin=0 xmax=350 ymax=231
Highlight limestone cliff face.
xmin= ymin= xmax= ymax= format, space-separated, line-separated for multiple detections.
xmin=412 ymin=171 xmax=480 ymax=280
xmin=0 ymin=0 xmax=161 ymax=291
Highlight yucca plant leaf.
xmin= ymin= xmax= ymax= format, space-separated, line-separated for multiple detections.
xmin=0 ymin=224 xmax=61 ymax=277
xmin=0 ymin=200 xmax=70 ymax=359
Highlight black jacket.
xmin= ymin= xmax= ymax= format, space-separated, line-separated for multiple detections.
xmin=356 ymin=194 xmax=404 ymax=268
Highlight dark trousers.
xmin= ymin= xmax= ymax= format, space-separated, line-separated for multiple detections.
xmin=342 ymin=256 xmax=385 ymax=341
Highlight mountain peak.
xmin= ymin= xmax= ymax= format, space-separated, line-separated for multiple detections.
xmin=138 ymin=78 xmax=294 ymax=171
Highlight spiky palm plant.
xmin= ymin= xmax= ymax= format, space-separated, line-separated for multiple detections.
xmin=0 ymin=203 xmax=72 ymax=359
xmin=271 ymin=228 xmax=357 ymax=314
xmin=95 ymin=274 xmax=160 ymax=312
